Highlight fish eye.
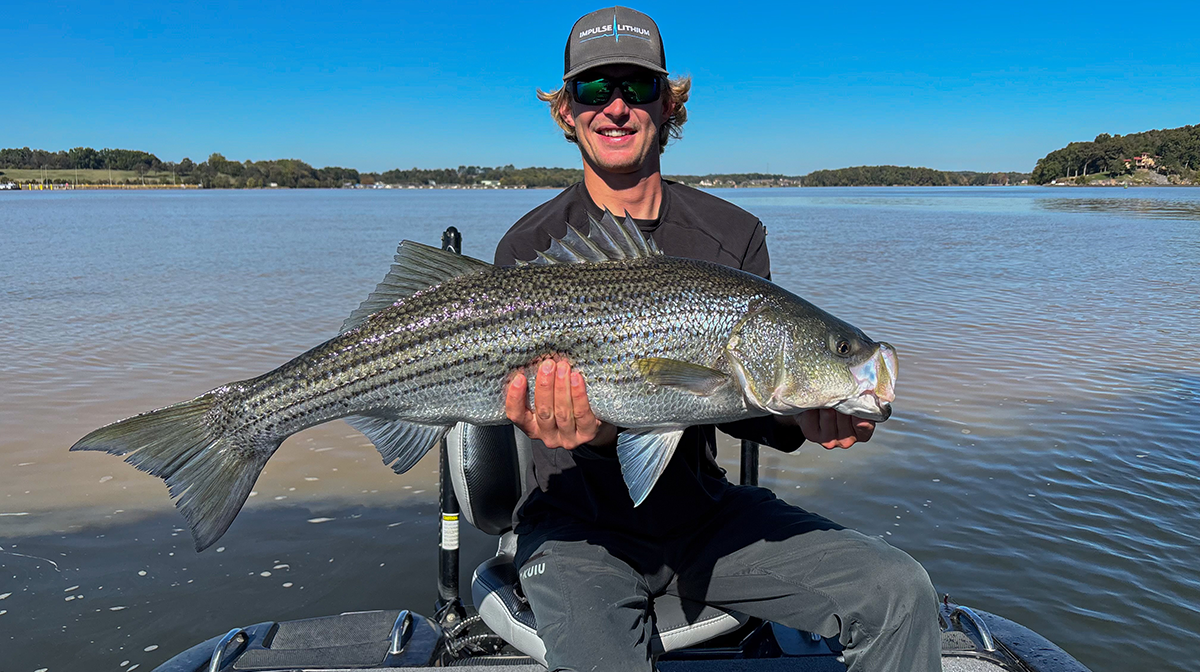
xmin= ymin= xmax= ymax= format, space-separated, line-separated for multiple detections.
xmin=835 ymin=338 xmax=851 ymax=357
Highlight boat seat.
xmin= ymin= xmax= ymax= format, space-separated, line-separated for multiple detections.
xmin=447 ymin=423 xmax=749 ymax=667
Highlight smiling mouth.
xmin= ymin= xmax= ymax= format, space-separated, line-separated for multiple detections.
xmin=598 ymin=128 xmax=635 ymax=138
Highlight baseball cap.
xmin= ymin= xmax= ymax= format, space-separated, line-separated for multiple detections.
xmin=563 ymin=6 xmax=667 ymax=81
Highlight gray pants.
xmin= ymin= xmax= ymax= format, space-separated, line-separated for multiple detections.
xmin=514 ymin=486 xmax=940 ymax=672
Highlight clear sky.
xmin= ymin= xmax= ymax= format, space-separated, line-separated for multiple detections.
xmin=6 ymin=1 xmax=1198 ymax=175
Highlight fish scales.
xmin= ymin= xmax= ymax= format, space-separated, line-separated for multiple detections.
xmin=211 ymin=257 xmax=757 ymax=444
xmin=72 ymin=211 xmax=897 ymax=551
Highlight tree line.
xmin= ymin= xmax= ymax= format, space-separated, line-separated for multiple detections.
xmin=1030 ymin=124 xmax=1200 ymax=184
xmin=0 ymin=147 xmax=588 ymax=188
xmin=798 ymin=166 xmax=1028 ymax=187
xmin=2 ymin=145 xmax=1031 ymax=189
xmin=0 ymin=147 xmax=163 ymax=172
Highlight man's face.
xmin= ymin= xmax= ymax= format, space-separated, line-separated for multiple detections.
xmin=561 ymin=65 xmax=674 ymax=176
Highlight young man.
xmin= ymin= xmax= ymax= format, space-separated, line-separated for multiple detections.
xmin=494 ymin=7 xmax=940 ymax=671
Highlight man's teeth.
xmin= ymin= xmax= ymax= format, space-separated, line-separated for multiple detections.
xmin=599 ymin=129 xmax=633 ymax=137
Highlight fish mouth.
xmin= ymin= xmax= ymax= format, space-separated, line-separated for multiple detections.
xmin=833 ymin=392 xmax=892 ymax=422
xmin=841 ymin=343 xmax=898 ymax=421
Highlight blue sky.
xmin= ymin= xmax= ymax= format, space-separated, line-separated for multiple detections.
xmin=5 ymin=1 xmax=1198 ymax=174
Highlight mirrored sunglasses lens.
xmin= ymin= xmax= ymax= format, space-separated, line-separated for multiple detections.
xmin=621 ymin=79 xmax=659 ymax=104
xmin=575 ymin=79 xmax=613 ymax=105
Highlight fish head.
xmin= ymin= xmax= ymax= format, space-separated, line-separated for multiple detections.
xmin=726 ymin=300 xmax=898 ymax=423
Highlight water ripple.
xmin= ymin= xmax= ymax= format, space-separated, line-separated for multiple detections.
xmin=4 ymin=188 xmax=1200 ymax=672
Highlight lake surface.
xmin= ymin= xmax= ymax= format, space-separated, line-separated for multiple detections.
xmin=2 ymin=187 xmax=1198 ymax=671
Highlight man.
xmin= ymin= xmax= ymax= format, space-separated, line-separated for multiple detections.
xmin=494 ymin=7 xmax=940 ymax=671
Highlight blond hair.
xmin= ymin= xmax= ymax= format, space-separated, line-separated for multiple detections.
xmin=537 ymin=76 xmax=692 ymax=155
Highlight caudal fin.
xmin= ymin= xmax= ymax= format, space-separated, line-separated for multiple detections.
xmin=70 ymin=392 xmax=278 ymax=551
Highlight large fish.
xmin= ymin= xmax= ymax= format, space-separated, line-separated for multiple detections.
xmin=72 ymin=212 xmax=897 ymax=551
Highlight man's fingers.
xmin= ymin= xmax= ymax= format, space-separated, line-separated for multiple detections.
xmin=570 ymin=372 xmax=597 ymax=423
xmin=553 ymin=361 xmax=576 ymax=435
xmin=797 ymin=409 xmax=875 ymax=449
xmin=534 ymin=360 xmax=557 ymax=435
xmin=854 ymin=419 xmax=876 ymax=443
xmin=505 ymin=373 xmax=531 ymax=426
xmin=817 ymin=408 xmax=840 ymax=448
xmin=798 ymin=409 xmax=822 ymax=445
xmin=835 ymin=411 xmax=856 ymax=449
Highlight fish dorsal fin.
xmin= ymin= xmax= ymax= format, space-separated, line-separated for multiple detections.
xmin=341 ymin=241 xmax=493 ymax=334
xmin=616 ymin=426 xmax=685 ymax=506
xmin=531 ymin=208 xmax=661 ymax=265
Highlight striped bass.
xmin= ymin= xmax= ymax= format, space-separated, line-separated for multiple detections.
xmin=72 ymin=212 xmax=897 ymax=551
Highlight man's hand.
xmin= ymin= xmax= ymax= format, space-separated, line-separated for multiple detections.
xmin=505 ymin=359 xmax=619 ymax=449
xmin=786 ymin=409 xmax=875 ymax=449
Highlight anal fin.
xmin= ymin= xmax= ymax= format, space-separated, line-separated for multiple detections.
xmin=345 ymin=414 xmax=451 ymax=474
xmin=616 ymin=427 xmax=685 ymax=506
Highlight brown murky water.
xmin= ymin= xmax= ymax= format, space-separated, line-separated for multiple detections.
xmin=2 ymin=188 xmax=1198 ymax=671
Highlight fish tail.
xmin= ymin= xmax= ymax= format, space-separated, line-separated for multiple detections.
xmin=70 ymin=390 xmax=278 ymax=552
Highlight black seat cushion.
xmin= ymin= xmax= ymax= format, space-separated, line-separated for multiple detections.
xmin=447 ymin=424 xmax=526 ymax=535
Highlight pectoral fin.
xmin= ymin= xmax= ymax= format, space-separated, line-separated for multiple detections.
xmin=616 ymin=427 xmax=685 ymax=506
xmin=345 ymin=414 xmax=451 ymax=474
xmin=634 ymin=358 xmax=730 ymax=396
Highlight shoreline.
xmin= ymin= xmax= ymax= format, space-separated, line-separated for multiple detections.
xmin=6 ymin=183 xmax=1199 ymax=192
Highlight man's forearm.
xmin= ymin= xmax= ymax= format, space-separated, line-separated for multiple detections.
xmin=718 ymin=416 xmax=806 ymax=453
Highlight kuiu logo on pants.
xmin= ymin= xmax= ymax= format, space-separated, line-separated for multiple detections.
xmin=520 ymin=562 xmax=546 ymax=581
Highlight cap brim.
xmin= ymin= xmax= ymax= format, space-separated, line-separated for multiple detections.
xmin=564 ymin=56 xmax=669 ymax=81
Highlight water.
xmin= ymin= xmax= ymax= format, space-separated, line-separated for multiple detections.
xmin=2 ymin=187 xmax=1198 ymax=671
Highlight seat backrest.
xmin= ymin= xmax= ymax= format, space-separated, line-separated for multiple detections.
xmin=446 ymin=424 xmax=530 ymax=535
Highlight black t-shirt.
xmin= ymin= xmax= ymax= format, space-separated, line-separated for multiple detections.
xmin=495 ymin=181 xmax=806 ymax=538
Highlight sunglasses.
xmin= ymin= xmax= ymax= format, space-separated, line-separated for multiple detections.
xmin=571 ymin=75 xmax=662 ymax=106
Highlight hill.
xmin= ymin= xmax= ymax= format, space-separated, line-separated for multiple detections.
xmin=1030 ymin=124 xmax=1200 ymax=184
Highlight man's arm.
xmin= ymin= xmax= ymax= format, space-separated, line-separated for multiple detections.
xmin=721 ymin=410 xmax=875 ymax=453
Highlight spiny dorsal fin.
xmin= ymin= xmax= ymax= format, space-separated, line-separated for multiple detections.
xmin=340 ymin=241 xmax=493 ymax=334
xmin=531 ymin=208 xmax=661 ymax=265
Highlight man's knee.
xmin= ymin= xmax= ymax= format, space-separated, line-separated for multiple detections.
xmin=860 ymin=539 xmax=938 ymax=627
xmin=517 ymin=540 xmax=656 ymax=671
